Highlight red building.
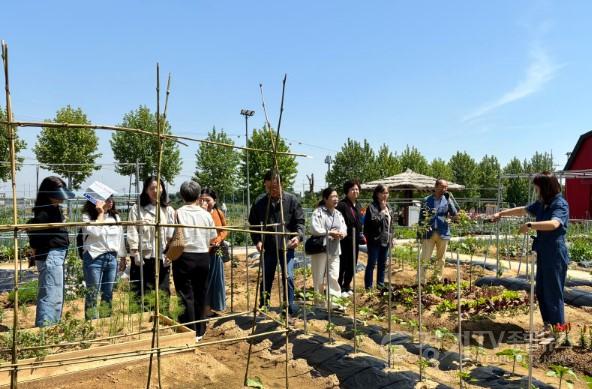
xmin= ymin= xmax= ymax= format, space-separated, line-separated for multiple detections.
xmin=564 ymin=130 xmax=592 ymax=219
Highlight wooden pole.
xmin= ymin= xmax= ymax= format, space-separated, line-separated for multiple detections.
xmin=456 ymin=250 xmax=464 ymax=388
xmin=2 ymin=39 xmax=20 ymax=389
xmin=146 ymin=63 xmax=164 ymax=389
xmin=351 ymin=227 xmax=357 ymax=353
xmin=527 ymin=247 xmax=535 ymax=388
xmin=0 ymin=120 xmax=308 ymax=157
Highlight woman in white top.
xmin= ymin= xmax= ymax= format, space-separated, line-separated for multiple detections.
xmin=127 ymin=176 xmax=176 ymax=307
xmin=310 ymin=187 xmax=347 ymax=311
xmin=172 ymin=181 xmax=216 ymax=341
xmin=81 ymin=185 xmax=126 ymax=320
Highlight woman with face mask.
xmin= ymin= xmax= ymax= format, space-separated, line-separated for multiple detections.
xmin=493 ymin=172 xmax=570 ymax=337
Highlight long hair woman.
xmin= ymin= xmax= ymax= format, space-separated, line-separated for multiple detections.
xmin=28 ymin=176 xmax=74 ymax=327
xmin=127 ymin=176 xmax=176 ymax=310
xmin=80 ymin=182 xmax=126 ymax=320
xmin=200 ymin=187 xmax=228 ymax=314
xmin=363 ymin=184 xmax=394 ymax=290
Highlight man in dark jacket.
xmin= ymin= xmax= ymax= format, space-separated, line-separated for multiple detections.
xmin=249 ymin=170 xmax=305 ymax=315
xmin=336 ymin=180 xmax=364 ymax=296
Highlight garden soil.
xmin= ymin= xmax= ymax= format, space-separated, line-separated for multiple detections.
xmin=2 ymin=248 xmax=592 ymax=388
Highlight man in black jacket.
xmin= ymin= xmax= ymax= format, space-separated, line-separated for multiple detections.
xmin=249 ymin=170 xmax=305 ymax=315
xmin=336 ymin=180 xmax=364 ymax=296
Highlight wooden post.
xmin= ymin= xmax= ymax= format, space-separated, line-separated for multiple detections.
xmin=2 ymin=40 xmax=20 ymax=389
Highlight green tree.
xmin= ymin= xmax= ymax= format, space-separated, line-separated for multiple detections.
xmin=372 ymin=144 xmax=400 ymax=180
xmin=503 ymin=157 xmax=529 ymax=206
xmin=429 ymin=158 xmax=453 ymax=181
xmin=194 ymin=127 xmax=240 ymax=197
xmin=399 ymin=145 xmax=429 ymax=175
xmin=110 ymin=105 xmax=181 ymax=184
xmin=241 ymin=127 xmax=298 ymax=199
xmin=34 ymin=105 xmax=101 ymax=189
xmin=477 ymin=155 xmax=501 ymax=200
xmin=448 ymin=151 xmax=479 ymax=199
xmin=526 ymin=151 xmax=554 ymax=173
xmin=325 ymin=138 xmax=377 ymax=191
xmin=0 ymin=106 xmax=26 ymax=181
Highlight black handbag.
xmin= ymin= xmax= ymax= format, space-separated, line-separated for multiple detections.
xmin=305 ymin=235 xmax=326 ymax=255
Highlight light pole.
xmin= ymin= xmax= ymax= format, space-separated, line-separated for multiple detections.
xmin=240 ymin=109 xmax=255 ymax=309
xmin=324 ymin=155 xmax=333 ymax=176
xmin=240 ymin=109 xmax=255 ymax=206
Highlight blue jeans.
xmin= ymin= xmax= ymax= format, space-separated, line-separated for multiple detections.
xmin=83 ymin=251 xmax=117 ymax=320
xmin=260 ymin=248 xmax=297 ymax=315
xmin=35 ymin=248 xmax=67 ymax=327
xmin=365 ymin=244 xmax=388 ymax=289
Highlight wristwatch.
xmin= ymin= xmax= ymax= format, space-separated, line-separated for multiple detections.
xmin=527 ymin=222 xmax=532 ymax=228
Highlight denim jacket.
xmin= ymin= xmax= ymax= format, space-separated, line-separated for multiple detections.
xmin=418 ymin=194 xmax=457 ymax=240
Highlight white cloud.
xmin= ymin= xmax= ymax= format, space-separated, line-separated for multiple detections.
xmin=462 ymin=45 xmax=562 ymax=123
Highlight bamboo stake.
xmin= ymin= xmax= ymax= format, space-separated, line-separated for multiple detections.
xmin=271 ymin=75 xmax=291 ymax=389
xmin=243 ymin=226 xmax=264 ymax=386
xmin=351 ymin=227 xmax=357 ymax=353
xmin=244 ymin=81 xmax=290 ymax=387
xmin=386 ymin=222 xmax=393 ymax=368
xmin=0 ymin=220 xmax=290 ymax=233
xmin=416 ymin=238 xmax=424 ymax=381
xmin=301 ymin=242 xmax=308 ymax=335
xmin=230 ymin=239 xmax=235 ymax=313
xmin=2 ymin=39 xmax=19 ymax=389
xmin=136 ymin=161 xmax=145 ymax=335
xmin=495 ymin=176 xmax=502 ymax=277
xmin=325 ymin=233 xmax=333 ymax=344
xmin=527 ymin=246 xmax=535 ymax=389
xmin=456 ymin=250 xmax=463 ymax=388
xmin=0 ymin=120 xmax=308 ymax=157
xmin=146 ymin=63 xmax=163 ymax=389
xmin=253 ymin=78 xmax=291 ymax=388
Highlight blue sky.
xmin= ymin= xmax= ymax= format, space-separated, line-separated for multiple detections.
xmin=1 ymin=1 xmax=591 ymax=197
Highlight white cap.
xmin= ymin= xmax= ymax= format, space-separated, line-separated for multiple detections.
xmin=84 ymin=181 xmax=117 ymax=203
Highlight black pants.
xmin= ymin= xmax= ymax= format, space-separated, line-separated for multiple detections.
xmin=172 ymin=252 xmax=210 ymax=336
xmin=338 ymin=238 xmax=359 ymax=292
xmin=130 ymin=256 xmax=171 ymax=313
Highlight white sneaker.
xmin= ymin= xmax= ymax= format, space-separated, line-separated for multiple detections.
xmin=341 ymin=292 xmax=350 ymax=298
xmin=347 ymin=290 xmax=354 ymax=296
xmin=195 ymin=335 xmax=203 ymax=343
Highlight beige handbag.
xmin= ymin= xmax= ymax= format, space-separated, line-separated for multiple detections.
xmin=164 ymin=213 xmax=185 ymax=261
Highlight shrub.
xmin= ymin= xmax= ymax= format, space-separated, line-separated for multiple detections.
xmin=569 ymin=237 xmax=592 ymax=263
xmin=8 ymin=280 xmax=38 ymax=306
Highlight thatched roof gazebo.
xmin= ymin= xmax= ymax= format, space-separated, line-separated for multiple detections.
xmin=361 ymin=169 xmax=464 ymax=191
xmin=361 ymin=169 xmax=464 ymax=226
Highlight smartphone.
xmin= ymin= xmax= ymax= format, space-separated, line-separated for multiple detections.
xmin=83 ymin=193 xmax=97 ymax=205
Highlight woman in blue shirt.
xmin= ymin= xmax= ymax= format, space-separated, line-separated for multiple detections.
xmin=494 ymin=173 xmax=569 ymax=331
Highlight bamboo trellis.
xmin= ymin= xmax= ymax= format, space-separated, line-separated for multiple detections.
xmin=0 ymin=41 xmax=300 ymax=389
